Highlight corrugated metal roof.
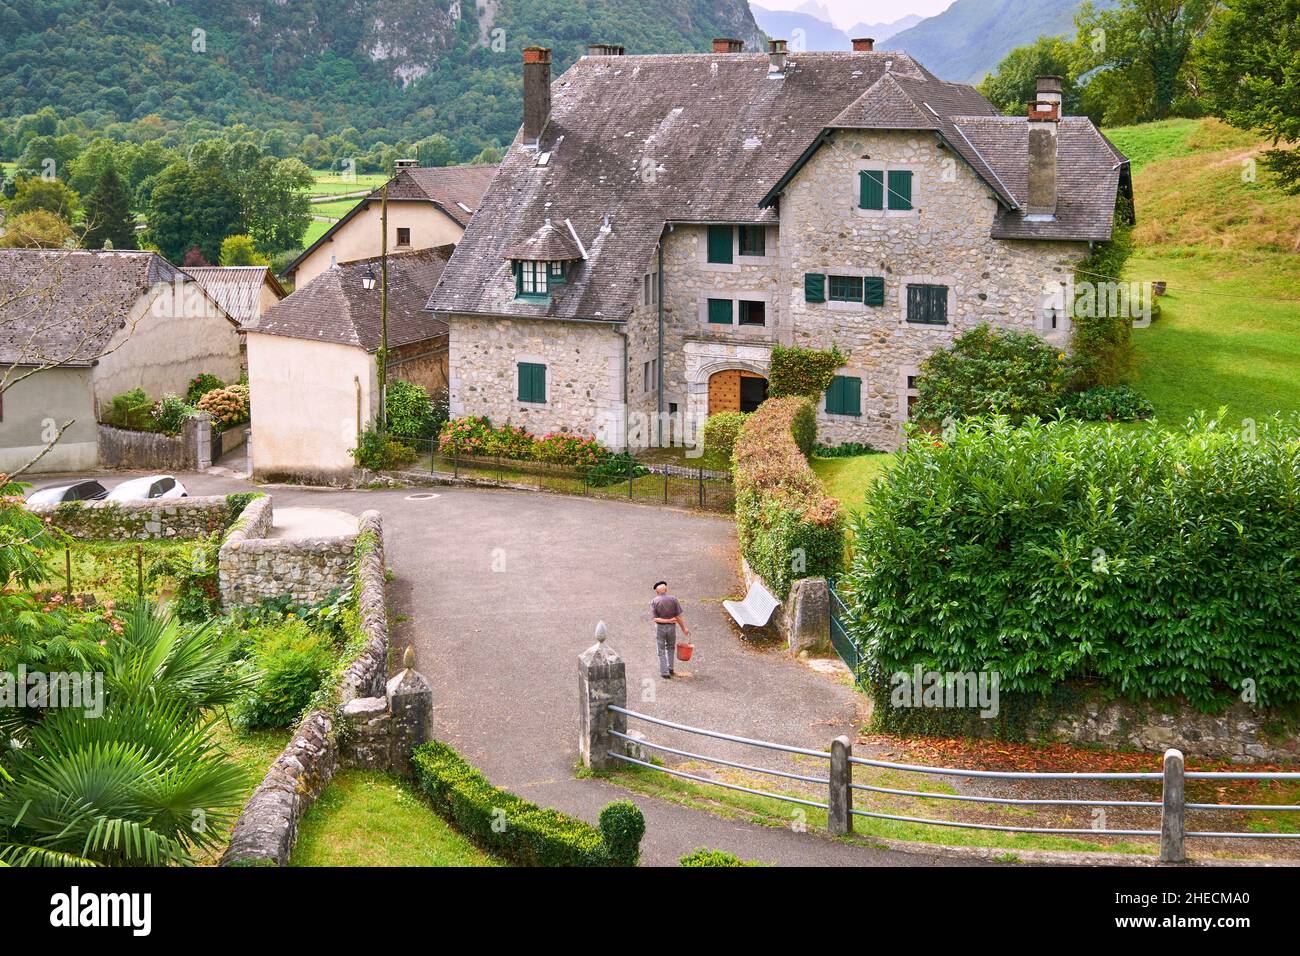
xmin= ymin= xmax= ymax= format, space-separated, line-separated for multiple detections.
xmin=183 ymin=266 xmax=285 ymax=329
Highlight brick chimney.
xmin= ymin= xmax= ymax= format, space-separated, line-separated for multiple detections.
xmin=852 ymin=37 xmax=875 ymax=52
xmin=712 ymin=38 xmax=744 ymax=53
xmin=1026 ymin=75 xmax=1061 ymax=219
xmin=522 ymin=47 xmax=552 ymax=148
xmin=587 ymin=43 xmax=625 ymax=56
xmin=768 ymin=38 xmax=788 ymax=74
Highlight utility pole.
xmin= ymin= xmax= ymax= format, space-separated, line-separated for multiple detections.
xmin=378 ymin=180 xmax=389 ymax=431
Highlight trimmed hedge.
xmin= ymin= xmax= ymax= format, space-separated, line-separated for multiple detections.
xmin=734 ymin=397 xmax=843 ymax=597
xmin=846 ymin=415 xmax=1300 ymax=711
xmin=411 ymin=740 xmax=644 ymax=866
xmin=767 ymin=344 xmax=846 ymax=399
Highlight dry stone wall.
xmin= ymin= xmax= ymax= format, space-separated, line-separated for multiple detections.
xmin=32 ymin=494 xmax=243 ymax=540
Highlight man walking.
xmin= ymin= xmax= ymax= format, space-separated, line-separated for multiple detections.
xmin=651 ymin=580 xmax=689 ymax=679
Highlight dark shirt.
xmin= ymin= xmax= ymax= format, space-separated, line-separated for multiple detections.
xmin=651 ymin=594 xmax=682 ymax=621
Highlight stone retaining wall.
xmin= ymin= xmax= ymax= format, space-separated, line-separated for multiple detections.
xmin=32 ymin=494 xmax=243 ymax=540
xmin=217 ymin=500 xmax=359 ymax=609
xmin=97 ymin=414 xmax=216 ymax=471
xmin=221 ymin=511 xmax=394 ymax=867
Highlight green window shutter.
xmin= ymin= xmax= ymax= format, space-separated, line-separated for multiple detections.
xmin=826 ymin=375 xmax=861 ymax=416
xmin=804 ymin=273 xmax=826 ymax=303
xmin=864 ymin=276 xmax=885 ymax=306
xmin=906 ymin=285 xmax=948 ymax=324
xmin=518 ymin=362 xmax=547 ymax=402
xmin=859 ymin=170 xmax=884 ymax=210
xmin=707 ymin=298 xmax=733 ymax=324
xmin=513 ymin=261 xmax=522 ymax=295
xmin=928 ymin=285 xmax=948 ymax=324
xmin=888 ymin=169 xmax=913 ymax=210
xmin=707 ymin=225 xmax=733 ymax=264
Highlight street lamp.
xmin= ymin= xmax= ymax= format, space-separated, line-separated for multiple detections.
xmin=361 ymin=266 xmax=377 ymax=291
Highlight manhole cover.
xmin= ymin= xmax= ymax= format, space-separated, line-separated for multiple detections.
xmin=405 ymin=492 xmax=441 ymax=501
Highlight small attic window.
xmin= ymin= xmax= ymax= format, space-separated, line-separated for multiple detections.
xmin=514 ymin=260 xmax=569 ymax=298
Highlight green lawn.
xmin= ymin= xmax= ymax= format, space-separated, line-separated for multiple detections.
xmin=300 ymin=218 xmax=333 ymax=248
xmin=311 ymin=198 xmax=362 ymax=220
xmin=306 ymin=169 xmax=387 ymax=197
xmin=289 ymin=771 xmax=500 ymax=867
xmin=810 ymin=453 xmax=894 ymax=514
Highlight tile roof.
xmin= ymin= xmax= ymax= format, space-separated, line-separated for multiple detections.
xmin=284 ymin=164 xmax=497 ymax=276
xmin=254 ymin=246 xmax=453 ymax=351
xmin=0 ymin=249 xmax=188 ymax=367
xmin=502 ymin=218 xmax=586 ymax=261
xmin=183 ymin=266 xmax=286 ymax=329
xmin=428 ymin=50 xmax=1127 ymax=324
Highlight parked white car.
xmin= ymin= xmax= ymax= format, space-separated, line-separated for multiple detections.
xmin=26 ymin=479 xmax=110 ymax=506
xmin=106 ymin=475 xmax=188 ymax=501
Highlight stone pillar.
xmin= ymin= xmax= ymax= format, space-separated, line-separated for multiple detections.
xmin=1159 ymin=748 xmax=1186 ymax=863
xmin=579 ymin=621 xmax=626 ymax=771
xmin=787 ymin=577 xmax=830 ymax=653
xmin=388 ymin=647 xmax=432 ymax=777
xmin=829 ymin=734 xmax=853 ymax=835
xmin=191 ymin=413 xmax=213 ymax=470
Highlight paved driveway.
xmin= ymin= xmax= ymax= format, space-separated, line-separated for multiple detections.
xmin=172 ymin=474 xmax=960 ymax=865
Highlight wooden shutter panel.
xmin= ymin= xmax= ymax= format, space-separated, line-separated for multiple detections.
xmin=804 ymin=273 xmax=826 ymax=303
xmin=825 ymin=376 xmax=841 ymax=414
xmin=533 ymin=363 xmax=546 ymax=401
xmin=707 ymin=225 xmax=733 ymax=264
xmin=859 ymin=170 xmax=884 ymax=210
xmin=844 ymin=376 xmax=861 ymax=415
xmin=928 ymin=285 xmax=947 ymax=324
xmin=517 ymin=363 xmax=529 ymax=401
xmin=907 ymin=285 xmax=924 ymax=323
xmin=864 ymin=276 xmax=885 ymax=306
xmin=707 ymin=298 xmax=733 ymax=324
xmin=888 ymin=170 xmax=913 ymax=210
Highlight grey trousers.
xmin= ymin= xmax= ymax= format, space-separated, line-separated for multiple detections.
xmin=655 ymin=624 xmax=677 ymax=676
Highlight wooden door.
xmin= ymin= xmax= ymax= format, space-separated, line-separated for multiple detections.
xmin=708 ymin=370 xmax=741 ymax=414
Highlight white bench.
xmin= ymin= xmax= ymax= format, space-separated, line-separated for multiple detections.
xmin=723 ymin=580 xmax=781 ymax=629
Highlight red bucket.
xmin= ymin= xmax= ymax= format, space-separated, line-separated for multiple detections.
xmin=676 ymin=642 xmax=694 ymax=662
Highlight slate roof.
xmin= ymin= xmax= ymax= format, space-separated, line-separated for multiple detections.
xmin=183 ymin=266 xmax=286 ymax=330
xmin=428 ymin=50 xmax=1128 ymax=325
xmin=0 ymin=249 xmax=188 ymax=367
xmin=254 ymin=246 xmax=453 ymax=351
xmin=284 ymin=165 xmax=497 ymax=277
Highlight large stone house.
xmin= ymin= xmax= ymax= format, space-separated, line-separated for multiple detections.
xmin=284 ymin=164 xmax=498 ymax=288
xmin=0 ymin=249 xmax=242 ymax=474
xmin=428 ymin=39 xmax=1131 ymax=451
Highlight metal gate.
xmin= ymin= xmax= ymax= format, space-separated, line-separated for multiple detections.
xmin=827 ymin=578 xmax=867 ymax=688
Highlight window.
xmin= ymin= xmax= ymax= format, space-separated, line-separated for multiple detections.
xmin=859 ymin=170 xmax=884 ymax=210
xmin=804 ymin=273 xmax=826 ymax=303
xmin=549 ymin=261 xmax=567 ymax=285
xmin=515 ymin=261 xmax=549 ymax=297
xmin=887 ymin=170 xmax=913 ymax=210
xmin=396 ymin=227 xmax=411 ymax=247
xmin=906 ymin=284 xmax=949 ymax=325
xmin=825 ymin=375 xmax=862 ymax=416
xmin=643 ymin=358 xmax=658 ymax=393
xmin=642 ymin=272 xmax=659 ymax=307
xmin=706 ymin=225 xmax=733 ymax=264
xmin=739 ymin=225 xmax=766 ymax=257
xmin=707 ymin=298 xmax=733 ymax=324
xmin=738 ymin=300 xmax=766 ymax=327
xmin=829 ymin=275 xmax=863 ymax=302
xmin=517 ymin=362 xmax=547 ymax=403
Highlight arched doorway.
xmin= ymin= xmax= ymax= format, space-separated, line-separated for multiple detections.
xmin=708 ymin=369 xmax=768 ymax=415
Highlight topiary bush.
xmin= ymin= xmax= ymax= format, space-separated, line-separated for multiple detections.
xmin=702 ymin=411 xmax=748 ymax=461
xmin=680 ymin=847 xmax=761 ymax=866
xmin=910 ymin=325 xmax=1074 ymax=428
xmin=234 ymin=619 xmax=335 ymax=730
xmin=411 ymin=740 xmax=645 ymax=866
xmin=733 ymin=396 xmax=843 ymax=597
xmin=767 ymin=344 xmax=847 ymax=399
xmin=846 ymin=414 xmax=1300 ymax=712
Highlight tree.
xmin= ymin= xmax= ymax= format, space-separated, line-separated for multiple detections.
xmin=144 ymin=162 xmax=244 ymax=263
xmin=0 ymin=209 xmax=75 ymax=248
xmin=81 ymin=166 xmax=137 ymax=250
xmin=1075 ymin=0 xmax=1216 ymax=121
xmin=978 ymin=37 xmax=1084 ymax=117
xmin=1198 ymin=0 xmax=1300 ymax=193
xmin=241 ymin=157 xmax=313 ymax=253
xmin=219 ymin=234 xmax=269 ymax=266
xmin=7 ymin=176 xmax=80 ymax=221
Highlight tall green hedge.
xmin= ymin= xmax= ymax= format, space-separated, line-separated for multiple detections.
xmin=767 ymin=344 xmax=846 ymax=399
xmin=411 ymin=740 xmax=644 ymax=866
xmin=846 ymin=415 xmax=1300 ymax=711
xmin=734 ymin=397 xmax=843 ymax=597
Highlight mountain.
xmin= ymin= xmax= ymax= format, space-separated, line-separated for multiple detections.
xmin=844 ymin=15 xmax=923 ymax=43
xmin=0 ymin=0 xmax=763 ymax=159
xmin=883 ymin=0 xmax=1110 ymax=83
xmin=750 ymin=5 xmax=925 ymax=51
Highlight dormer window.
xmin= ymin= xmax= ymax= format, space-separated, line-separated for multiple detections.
xmin=514 ymin=259 xmax=569 ymax=299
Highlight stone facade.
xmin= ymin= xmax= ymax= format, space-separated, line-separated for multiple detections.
xmin=32 ymin=494 xmax=244 ymax=541
xmin=217 ymin=501 xmax=358 ymax=610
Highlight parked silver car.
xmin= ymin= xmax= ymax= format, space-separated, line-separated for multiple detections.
xmin=105 ymin=475 xmax=188 ymax=501
xmin=26 ymin=479 xmax=110 ymax=506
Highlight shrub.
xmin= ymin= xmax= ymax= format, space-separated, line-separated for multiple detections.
xmin=767 ymin=344 xmax=847 ymax=399
xmin=846 ymin=415 xmax=1300 ymax=712
xmin=1072 ymin=205 xmax=1136 ymax=388
xmin=151 ymin=394 xmax=193 ymax=436
xmin=535 ymin=432 xmax=606 ymax=467
xmin=485 ymin=423 xmax=537 ymax=459
xmin=386 ymin=379 xmax=440 ymax=442
xmin=911 ymin=325 xmax=1074 ymax=428
xmin=350 ymin=427 xmax=417 ymax=470
xmin=101 ymin=387 xmax=154 ymax=430
xmin=680 ymin=847 xmax=760 ymax=867
xmin=235 ymin=619 xmax=335 ymax=730
xmin=1060 ymin=384 xmax=1155 ymax=422
xmin=197 ymin=384 xmax=250 ymax=430
xmin=186 ymin=373 xmax=225 ymax=405
xmin=702 ymin=411 xmax=748 ymax=461
xmin=585 ymin=451 xmax=649 ymax=487
xmin=733 ymin=397 xmax=843 ymax=597
xmin=411 ymin=740 xmax=645 ymax=866
xmin=439 ymin=415 xmax=496 ymax=456
xmin=813 ymin=441 xmax=883 ymax=458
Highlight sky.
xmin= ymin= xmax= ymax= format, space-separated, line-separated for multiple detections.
xmin=753 ymin=0 xmax=958 ymax=29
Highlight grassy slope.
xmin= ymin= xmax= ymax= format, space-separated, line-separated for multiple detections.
xmin=809 ymin=453 xmax=893 ymax=514
xmin=1104 ymin=119 xmax=1300 ymax=424
xmin=290 ymin=770 xmax=498 ymax=866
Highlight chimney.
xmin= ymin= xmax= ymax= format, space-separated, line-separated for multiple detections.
xmin=712 ymin=38 xmax=744 ymax=53
xmin=768 ymin=38 xmax=787 ymax=74
xmin=852 ymin=37 xmax=875 ymax=52
xmin=587 ymin=43 xmax=625 ymax=56
xmin=522 ymin=47 xmax=552 ymax=148
xmin=1026 ymin=76 xmax=1061 ymax=219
